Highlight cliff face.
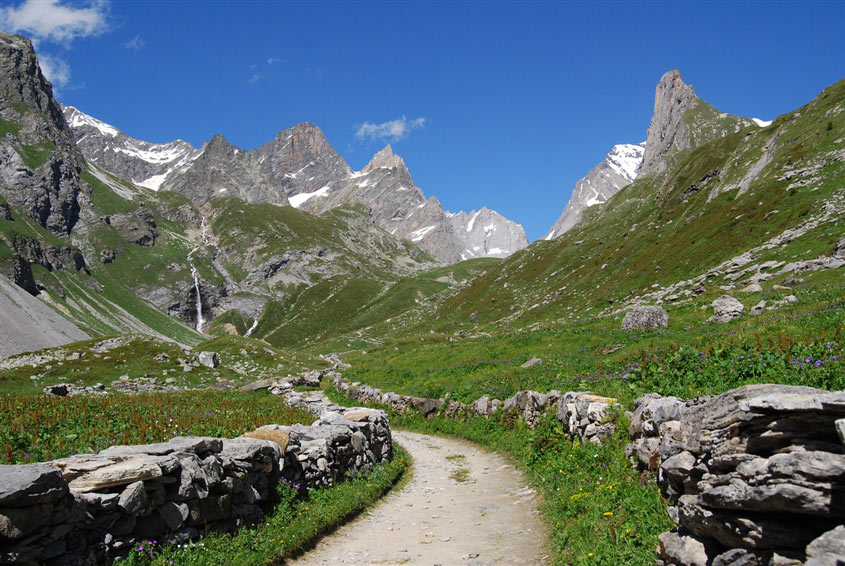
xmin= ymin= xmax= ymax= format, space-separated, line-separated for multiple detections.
xmin=0 ymin=33 xmax=91 ymax=236
xmin=638 ymin=70 xmax=754 ymax=178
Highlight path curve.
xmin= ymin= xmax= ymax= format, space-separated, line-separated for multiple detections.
xmin=289 ymin=430 xmax=548 ymax=565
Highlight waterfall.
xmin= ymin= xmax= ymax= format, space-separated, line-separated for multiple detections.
xmin=244 ymin=318 xmax=259 ymax=337
xmin=188 ymin=215 xmax=209 ymax=334
xmin=189 ymin=259 xmax=204 ymax=333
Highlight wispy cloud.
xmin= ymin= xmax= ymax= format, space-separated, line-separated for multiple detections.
xmin=123 ymin=34 xmax=145 ymax=53
xmin=267 ymin=57 xmax=281 ymax=65
xmin=1 ymin=0 xmax=110 ymax=95
xmin=1 ymin=0 xmax=110 ymax=45
xmin=355 ymin=116 xmax=426 ymax=143
xmin=246 ymin=73 xmax=263 ymax=85
xmin=37 ymin=53 xmax=71 ymax=89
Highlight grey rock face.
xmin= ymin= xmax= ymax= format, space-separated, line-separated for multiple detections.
xmin=638 ymin=70 xmax=754 ymax=178
xmin=447 ymin=207 xmax=529 ymax=260
xmin=0 ymin=33 xmax=92 ymax=236
xmin=629 ymin=385 xmax=845 ymax=566
xmin=65 ymin=105 xmax=528 ymax=264
xmin=621 ymin=305 xmax=669 ymax=330
xmin=709 ymin=295 xmax=744 ymax=323
xmin=545 ymin=143 xmax=645 ymax=239
xmin=62 ymin=104 xmax=200 ymax=191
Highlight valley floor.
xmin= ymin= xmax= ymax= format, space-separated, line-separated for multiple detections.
xmin=290 ymin=430 xmax=549 ymax=566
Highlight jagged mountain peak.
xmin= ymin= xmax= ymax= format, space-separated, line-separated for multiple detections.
xmin=544 ymin=142 xmax=645 ymax=240
xmin=638 ymin=69 xmax=754 ymax=177
xmin=362 ymin=144 xmax=407 ymax=173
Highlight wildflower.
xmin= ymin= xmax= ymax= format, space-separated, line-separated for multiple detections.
xmin=604 ymin=511 xmax=613 ymax=516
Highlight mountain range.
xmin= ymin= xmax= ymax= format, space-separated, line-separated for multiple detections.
xmin=1 ymin=30 xmax=843 ymax=363
xmin=62 ymin=105 xmax=528 ymax=264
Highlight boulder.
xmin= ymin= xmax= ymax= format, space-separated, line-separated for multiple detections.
xmin=520 ymin=357 xmax=543 ymax=369
xmin=197 ymin=351 xmax=220 ymax=368
xmin=621 ymin=305 xmax=669 ymax=330
xmin=708 ymin=295 xmax=744 ymax=323
xmin=805 ymin=525 xmax=845 ymax=566
xmin=740 ymin=283 xmax=762 ymax=293
xmin=239 ymin=379 xmax=274 ymax=392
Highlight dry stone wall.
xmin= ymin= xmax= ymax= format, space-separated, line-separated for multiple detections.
xmin=627 ymin=384 xmax=845 ymax=566
xmin=326 ymin=372 xmax=620 ymax=444
xmin=0 ymin=370 xmax=392 ymax=565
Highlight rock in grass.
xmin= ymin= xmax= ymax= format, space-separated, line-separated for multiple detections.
xmin=708 ymin=295 xmax=744 ymax=323
xmin=197 ymin=351 xmax=220 ymax=368
xmin=740 ymin=283 xmax=762 ymax=293
xmin=621 ymin=305 xmax=669 ymax=330
xmin=520 ymin=357 xmax=543 ymax=368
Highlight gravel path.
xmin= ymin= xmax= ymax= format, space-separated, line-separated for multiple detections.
xmin=289 ymin=429 xmax=548 ymax=565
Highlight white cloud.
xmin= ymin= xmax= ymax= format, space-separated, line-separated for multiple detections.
xmin=1 ymin=0 xmax=110 ymax=45
xmin=37 ymin=53 xmax=70 ymax=90
xmin=246 ymin=72 xmax=263 ymax=85
xmin=267 ymin=57 xmax=281 ymax=65
xmin=123 ymin=34 xmax=145 ymax=53
xmin=355 ymin=116 xmax=426 ymax=143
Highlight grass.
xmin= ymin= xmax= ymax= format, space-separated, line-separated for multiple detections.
xmin=0 ymin=334 xmax=296 ymax=396
xmin=0 ymin=390 xmax=313 ymax=464
xmin=18 ymin=140 xmax=56 ymax=169
xmin=117 ymin=446 xmax=410 ymax=566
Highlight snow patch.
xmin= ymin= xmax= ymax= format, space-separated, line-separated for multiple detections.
xmin=289 ymin=186 xmax=331 ymax=208
xmin=67 ymin=107 xmax=119 ymax=137
xmin=752 ymin=118 xmax=772 ymax=127
xmin=606 ymin=143 xmax=645 ymax=182
xmin=89 ymin=165 xmax=137 ymax=200
xmin=135 ymin=172 xmax=169 ymax=191
xmin=544 ymin=229 xmax=556 ymax=240
xmin=466 ymin=210 xmax=481 ymax=232
xmin=409 ymin=225 xmax=436 ymax=242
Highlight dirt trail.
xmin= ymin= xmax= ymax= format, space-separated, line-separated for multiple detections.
xmin=289 ymin=430 xmax=548 ymax=566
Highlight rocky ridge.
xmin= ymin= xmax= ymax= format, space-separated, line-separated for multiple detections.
xmin=638 ymin=70 xmax=756 ymax=178
xmin=545 ymin=142 xmax=645 ymax=239
xmin=61 ymin=105 xmax=528 ymax=264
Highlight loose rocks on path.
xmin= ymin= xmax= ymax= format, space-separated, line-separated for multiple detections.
xmin=289 ymin=430 xmax=548 ymax=565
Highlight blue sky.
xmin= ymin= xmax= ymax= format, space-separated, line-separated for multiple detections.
xmin=3 ymin=1 xmax=844 ymax=241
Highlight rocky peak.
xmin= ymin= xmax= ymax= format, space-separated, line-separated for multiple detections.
xmin=0 ymin=32 xmax=89 ymax=236
xmin=638 ymin=70 xmax=701 ymax=177
xmin=363 ymin=145 xmax=407 ymax=173
xmin=0 ymin=33 xmax=67 ymax=135
xmin=448 ymin=207 xmax=529 ymax=260
xmin=545 ymin=142 xmax=645 ymax=240
xmin=638 ymin=70 xmax=754 ymax=178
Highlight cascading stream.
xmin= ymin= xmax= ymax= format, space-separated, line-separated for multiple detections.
xmin=187 ymin=216 xmax=210 ymax=334
xmin=244 ymin=318 xmax=259 ymax=337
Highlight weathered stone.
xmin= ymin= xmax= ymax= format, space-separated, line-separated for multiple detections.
xmin=805 ymin=525 xmax=845 ymax=566
xmin=65 ymin=458 xmax=162 ymax=493
xmin=0 ymin=463 xmax=66 ymax=507
xmin=197 ymin=351 xmax=220 ymax=368
xmin=242 ymin=426 xmax=291 ymax=453
xmin=239 ymin=379 xmax=274 ymax=392
xmin=836 ymin=418 xmax=845 ymax=444
xmin=520 ymin=357 xmax=543 ymax=368
xmin=658 ymin=531 xmax=712 ymax=566
xmin=186 ymin=495 xmax=231 ymax=526
xmin=343 ymin=408 xmax=383 ymax=423
xmin=156 ymin=501 xmax=189 ymax=531
xmin=709 ymin=295 xmax=744 ymax=323
xmin=117 ymin=481 xmax=148 ymax=515
xmin=749 ymin=300 xmax=766 ymax=316
xmin=621 ymin=305 xmax=669 ymax=330
xmin=0 ymin=501 xmax=54 ymax=539
xmin=740 ymin=283 xmax=763 ymax=294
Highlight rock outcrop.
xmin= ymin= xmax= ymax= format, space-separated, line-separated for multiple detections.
xmin=627 ymin=385 xmax=845 ymax=566
xmin=708 ymin=295 xmax=744 ymax=323
xmin=0 ymin=33 xmax=93 ymax=236
xmin=638 ymin=70 xmax=754 ymax=178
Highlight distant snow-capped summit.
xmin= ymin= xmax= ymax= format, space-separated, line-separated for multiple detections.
xmin=544 ymin=142 xmax=645 ymax=240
